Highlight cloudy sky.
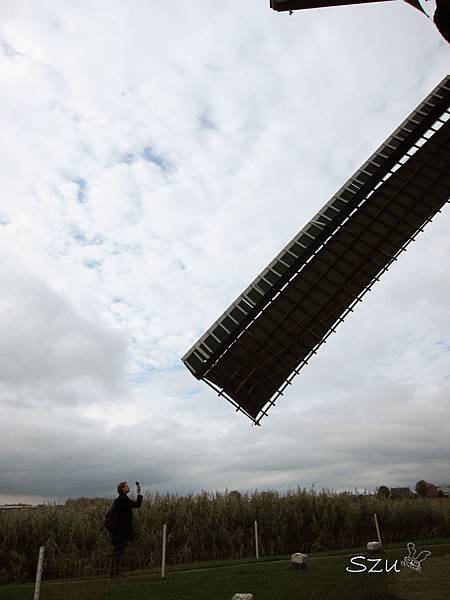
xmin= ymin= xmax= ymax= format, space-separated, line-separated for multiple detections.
xmin=0 ymin=0 xmax=449 ymax=504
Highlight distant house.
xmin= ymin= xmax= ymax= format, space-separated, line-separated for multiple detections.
xmin=390 ymin=487 xmax=413 ymax=499
xmin=0 ymin=504 xmax=33 ymax=511
xmin=436 ymin=485 xmax=450 ymax=497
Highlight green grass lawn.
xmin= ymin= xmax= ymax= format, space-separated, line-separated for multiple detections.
xmin=1 ymin=541 xmax=448 ymax=600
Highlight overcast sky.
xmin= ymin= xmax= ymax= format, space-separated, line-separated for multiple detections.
xmin=1 ymin=0 xmax=449 ymax=504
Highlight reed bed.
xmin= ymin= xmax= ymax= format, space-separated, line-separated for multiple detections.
xmin=1 ymin=489 xmax=449 ymax=584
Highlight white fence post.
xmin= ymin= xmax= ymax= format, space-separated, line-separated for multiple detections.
xmin=33 ymin=545 xmax=45 ymax=600
xmin=254 ymin=521 xmax=259 ymax=560
xmin=161 ymin=523 xmax=167 ymax=578
xmin=374 ymin=513 xmax=382 ymax=548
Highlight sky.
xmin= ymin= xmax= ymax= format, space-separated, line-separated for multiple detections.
xmin=0 ymin=0 xmax=449 ymax=504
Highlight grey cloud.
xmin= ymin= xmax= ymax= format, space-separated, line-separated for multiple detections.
xmin=0 ymin=264 xmax=128 ymax=395
xmin=0 ymin=0 xmax=449 ymax=503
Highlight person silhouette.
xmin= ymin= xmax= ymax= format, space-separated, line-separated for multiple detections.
xmin=109 ymin=481 xmax=143 ymax=578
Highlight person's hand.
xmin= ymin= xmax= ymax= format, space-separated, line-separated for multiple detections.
xmin=136 ymin=481 xmax=141 ymax=495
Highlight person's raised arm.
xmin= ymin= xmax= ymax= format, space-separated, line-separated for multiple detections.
xmin=128 ymin=481 xmax=143 ymax=508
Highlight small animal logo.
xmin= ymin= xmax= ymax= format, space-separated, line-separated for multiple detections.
xmin=401 ymin=542 xmax=431 ymax=573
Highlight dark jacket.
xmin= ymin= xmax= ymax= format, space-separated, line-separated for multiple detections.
xmin=111 ymin=492 xmax=143 ymax=545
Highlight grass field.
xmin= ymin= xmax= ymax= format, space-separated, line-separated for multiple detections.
xmin=1 ymin=540 xmax=448 ymax=600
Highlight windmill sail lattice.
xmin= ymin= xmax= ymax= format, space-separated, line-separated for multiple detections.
xmin=182 ymin=76 xmax=450 ymax=424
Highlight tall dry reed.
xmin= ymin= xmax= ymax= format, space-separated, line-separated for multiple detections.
xmin=1 ymin=489 xmax=449 ymax=583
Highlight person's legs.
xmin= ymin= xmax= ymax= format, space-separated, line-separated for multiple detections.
xmin=110 ymin=542 xmax=127 ymax=577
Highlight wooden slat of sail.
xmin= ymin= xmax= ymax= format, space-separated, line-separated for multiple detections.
xmin=182 ymin=76 xmax=450 ymax=423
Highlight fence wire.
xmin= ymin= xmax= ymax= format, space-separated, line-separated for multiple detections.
xmin=35 ymin=553 xmax=354 ymax=600
xmin=30 ymin=526 xmax=450 ymax=600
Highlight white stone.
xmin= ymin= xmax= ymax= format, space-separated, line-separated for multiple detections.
xmin=291 ymin=552 xmax=308 ymax=564
xmin=231 ymin=595 xmax=254 ymax=600
xmin=367 ymin=541 xmax=381 ymax=551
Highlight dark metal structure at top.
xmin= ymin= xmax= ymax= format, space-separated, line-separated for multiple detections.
xmin=270 ymin=0 xmax=421 ymax=11
xmin=182 ymin=76 xmax=450 ymax=424
xmin=269 ymin=0 xmax=450 ymax=44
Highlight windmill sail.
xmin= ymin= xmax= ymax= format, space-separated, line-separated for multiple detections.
xmin=182 ymin=76 xmax=450 ymax=424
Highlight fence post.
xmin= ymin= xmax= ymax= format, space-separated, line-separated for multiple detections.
xmin=374 ymin=513 xmax=382 ymax=548
xmin=33 ymin=545 xmax=45 ymax=600
xmin=161 ymin=523 xmax=167 ymax=579
xmin=254 ymin=521 xmax=259 ymax=560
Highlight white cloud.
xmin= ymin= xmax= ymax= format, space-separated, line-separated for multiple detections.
xmin=0 ymin=0 xmax=449 ymax=501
